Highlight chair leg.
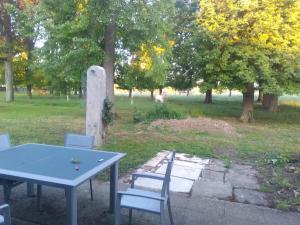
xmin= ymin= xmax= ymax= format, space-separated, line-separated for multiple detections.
xmin=168 ymin=199 xmax=174 ymax=225
xmin=27 ymin=183 xmax=35 ymax=197
xmin=160 ymin=209 xmax=167 ymax=225
xmin=89 ymin=179 xmax=93 ymax=201
xmin=128 ymin=209 xmax=132 ymax=225
xmin=115 ymin=195 xmax=121 ymax=225
xmin=3 ymin=204 xmax=11 ymax=225
xmin=3 ymin=184 xmax=11 ymax=204
xmin=37 ymin=184 xmax=42 ymax=211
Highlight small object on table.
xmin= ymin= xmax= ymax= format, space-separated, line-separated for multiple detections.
xmin=71 ymin=158 xmax=80 ymax=164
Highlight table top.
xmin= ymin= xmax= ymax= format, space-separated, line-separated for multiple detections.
xmin=0 ymin=144 xmax=125 ymax=187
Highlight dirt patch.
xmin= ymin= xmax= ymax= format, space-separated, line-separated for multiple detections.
xmin=259 ymin=158 xmax=300 ymax=212
xmin=149 ymin=117 xmax=239 ymax=137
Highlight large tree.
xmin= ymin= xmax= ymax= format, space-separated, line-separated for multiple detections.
xmin=169 ymin=1 xmax=198 ymax=94
xmin=171 ymin=0 xmax=224 ymax=104
xmin=198 ymin=0 xmax=300 ymax=121
xmin=12 ymin=0 xmax=41 ymax=98
xmin=38 ymin=0 xmax=104 ymax=96
xmin=116 ymin=0 xmax=176 ymax=97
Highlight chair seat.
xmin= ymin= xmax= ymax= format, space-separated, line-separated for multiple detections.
xmin=120 ymin=188 xmax=162 ymax=213
xmin=0 ymin=178 xmax=22 ymax=187
xmin=0 ymin=215 xmax=4 ymax=224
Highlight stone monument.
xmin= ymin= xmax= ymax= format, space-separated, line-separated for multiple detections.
xmin=86 ymin=66 xmax=107 ymax=146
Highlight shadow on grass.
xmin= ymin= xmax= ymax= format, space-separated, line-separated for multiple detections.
xmin=165 ymin=95 xmax=300 ymax=126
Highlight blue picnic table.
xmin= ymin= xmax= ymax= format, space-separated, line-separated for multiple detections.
xmin=0 ymin=143 xmax=126 ymax=225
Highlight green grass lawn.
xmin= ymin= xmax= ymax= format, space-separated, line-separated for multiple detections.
xmin=0 ymin=92 xmax=300 ymax=174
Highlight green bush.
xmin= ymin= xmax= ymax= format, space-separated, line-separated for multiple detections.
xmin=145 ymin=104 xmax=183 ymax=122
xmin=133 ymin=104 xmax=183 ymax=123
xmin=133 ymin=108 xmax=145 ymax=123
xmin=263 ymin=153 xmax=290 ymax=166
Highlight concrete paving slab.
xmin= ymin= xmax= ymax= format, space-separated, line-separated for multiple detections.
xmin=185 ymin=195 xmax=225 ymax=216
xmin=201 ymin=169 xmax=225 ymax=182
xmin=206 ymin=159 xmax=227 ymax=172
xmin=223 ymin=200 xmax=300 ymax=225
xmin=175 ymin=153 xmax=210 ymax=164
xmin=135 ymin=176 xmax=194 ymax=193
xmin=261 ymin=207 xmax=300 ymax=225
xmin=174 ymin=159 xmax=206 ymax=170
xmin=231 ymin=164 xmax=258 ymax=176
xmin=223 ymin=200 xmax=266 ymax=225
xmin=156 ymin=163 xmax=202 ymax=180
xmin=144 ymin=151 xmax=170 ymax=167
xmin=181 ymin=209 xmax=224 ymax=225
xmin=225 ymin=169 xmax=260 ymax=189
xmin=192 ymin=179 xmax=233 ymax=200
xmin=234 ymin=188 xmax=269 ymax=206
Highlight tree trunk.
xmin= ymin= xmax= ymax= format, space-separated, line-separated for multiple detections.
xmin=204 ymin=89 xmax=212 ymax=104
xmin=159 ymin=88 xmax=163 ymax=95
xmin=128 ymin=88 xmax=132 ymax=98
xmin=5 ymin=59 xmax=14 ymax=102
xmin=240 ymin=83 xmax=254 ymax=123
xmin=26 ymin=84 xmax=32 ymax=99
xmin=257 ymin=89 xmax=263 ymax=102
xmin=4 ymin=4 xmax=14 ymax=102
xmin=229 ymin=89 xmax=232 ymax=96
xmin=262 ymin=94 xmax=278 ymax=112
xmin=104 ymin=22 xmax=116 ymax=113
xmin=25 ymin=37 xmax=34 ymax=99
xmin=150 ymin=90 xmax=154 ymax=99
xmin=187 ymin=90 xmax=190 ymax=96
xmin=79 ymin=85 xmax=83 ymax=98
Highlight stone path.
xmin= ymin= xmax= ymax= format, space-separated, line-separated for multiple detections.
xmin=122 ymin=151 xmax=269 ymax=207
xmin=122 ymin=151 xmax=208 ymax=193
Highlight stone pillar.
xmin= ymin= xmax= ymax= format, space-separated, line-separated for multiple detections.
xmin=86 ymin=66 xmax=107 ymax=146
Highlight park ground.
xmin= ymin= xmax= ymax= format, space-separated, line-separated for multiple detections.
xmin=0 ymin=92 xmax=299 ymax=211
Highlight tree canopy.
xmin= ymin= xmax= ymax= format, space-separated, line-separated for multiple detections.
xmin=0 ymin=0 xmax=299 ymax=122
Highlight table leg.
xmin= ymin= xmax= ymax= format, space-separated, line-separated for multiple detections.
xmin=109 ymin=162 xmax=118 ymax=213
xmin=3 ymin=181 xmax=11 ymax=203
xmin=27 ymin=183 xmax=35 ymax=197
xmin=65 ymin=187 xmax=77 ymax=225
xmin=37 ymin=184 xmax=42 ymax=211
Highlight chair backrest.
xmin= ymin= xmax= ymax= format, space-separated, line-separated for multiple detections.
xmin=64 ymin=133 xmax=94 ymax=149
xmin=170 ymin=150 xmax=176 ymax=161
xmin=0 ymin=134 xmax=11 ymax=151
xmin=161 ymin=151 xmax=176 ymax=198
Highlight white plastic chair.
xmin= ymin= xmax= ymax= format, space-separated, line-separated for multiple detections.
xmin=0 ymin=134 xmax=10 ymax=151
xmin=0 ymin=134 xmax=23 ymax=203
xmin=64 ymin=133 xmax=95 ymax=200
xmin=64 ymin=133 xmax=94 ymax=150
xmin=115 ymin=152 xmax=176 ymax=225
xmin=0 ymin=204 xmax=11 ymax=225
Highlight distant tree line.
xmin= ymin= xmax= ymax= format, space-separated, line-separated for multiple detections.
xmin=0 ymin=0 xmax=299 ymax=122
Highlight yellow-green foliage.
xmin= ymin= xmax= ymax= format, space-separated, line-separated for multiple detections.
xmin=197 ymin=0 xmax=300 ymax=94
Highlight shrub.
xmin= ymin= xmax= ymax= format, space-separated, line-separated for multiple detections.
xmin=145 ymin=104 xmax=182 ymax=122
xmin=133 ymin=104 xmax=183 ymax=124
xmin=133 ymin=108 xmax=145 ymax=124
xmin=264 ymin=153 xmax=290 ymax=166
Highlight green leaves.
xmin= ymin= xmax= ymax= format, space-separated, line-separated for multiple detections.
xmin=197 ymin=0 xmax=300 ymax=95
